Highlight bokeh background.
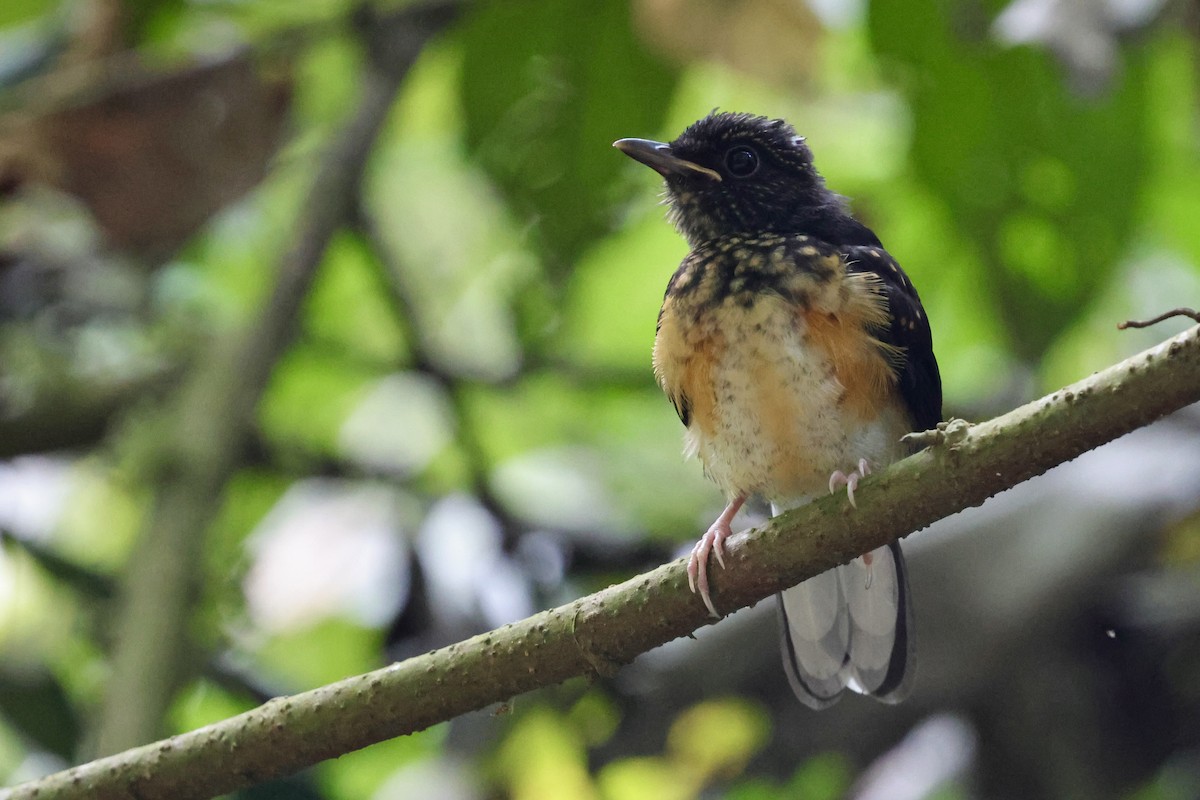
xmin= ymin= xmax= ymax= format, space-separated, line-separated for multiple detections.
xmin=2 ymin=0 xmax=1200 ymax=798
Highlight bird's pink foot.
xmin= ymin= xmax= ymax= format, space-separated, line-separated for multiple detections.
xmin=686 ymin=495 xmax=746 ymax=618
xmin=687 ymin=522 xmax=730 ymax=618
xmin=828 ymin=458 xmax=872 ymax=508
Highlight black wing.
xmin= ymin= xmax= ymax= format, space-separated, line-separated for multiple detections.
xmin=843 ymin=243 xmax=943 ymax=432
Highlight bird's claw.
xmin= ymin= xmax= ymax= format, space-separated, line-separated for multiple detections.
xmin=902 ymin=418 xmax=970 ymax=450
xmin=829 ymin=458 xmax=871 ymax=508
xmin=687 ymin=520 xmax=731 ymax=618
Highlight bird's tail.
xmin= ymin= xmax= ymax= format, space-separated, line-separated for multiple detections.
xmin=776 ymin=540 xmax=914 ymax=709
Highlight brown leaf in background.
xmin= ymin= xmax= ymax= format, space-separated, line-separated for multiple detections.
xmin=0 ymin=52 xmax=290 ymax=261
xmin=632 ymin=0 xmax=823 ymax=87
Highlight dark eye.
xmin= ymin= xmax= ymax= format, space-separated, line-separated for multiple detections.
xmin=724 ymin=145 xmax=759 ymax=177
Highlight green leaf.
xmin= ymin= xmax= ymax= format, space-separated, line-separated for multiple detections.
xmin=0 ymin=664 xmax=80 ymax=760
xmin=598 ymin=756 xmax=687 ymax=800
xmin=666 ymin=697 xmax=769 ymax=781
xmin=318 ymin=728 xmax=445 ymax=800
xmin=0 ymin=532 xmax=113 ymax=601
xmin=253 ymin=618 xmax=382 ymax=690
xmin=258 ymin=345 xmax=377 ymax=456
xmin=868 ymin=0 xmax=1149 ymax=358
xmin=0 ymin=0 xmax=54 ymax=29
xmin=783 ymin=753 xmax=853 ymax=800
xmin=305 ymin=231 xmax=407 ymax=366
xmin=497 ymin=707 xmax=598 ymax=800
xmin=558 ymin=213 xmax=683 ymax=371
xmin=457 ymin=0 xmax=679 ymax=277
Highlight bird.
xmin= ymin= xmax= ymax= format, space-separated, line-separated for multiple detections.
xmin=614 ymin=111 xmax=942 ymax=708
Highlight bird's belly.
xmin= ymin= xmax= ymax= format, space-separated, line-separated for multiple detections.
xmin=677 ymin=298 xmax=907 ymax=501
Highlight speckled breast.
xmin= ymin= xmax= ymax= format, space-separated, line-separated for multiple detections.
xmin=653 ymin=234 xmax=909 ymax=501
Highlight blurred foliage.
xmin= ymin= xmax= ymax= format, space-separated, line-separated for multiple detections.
xmin=0 ymin=0 xmax=1198 ymax=798
xmin=493 ymin=697 xmax=771 ymax=800
xmin=870 ymin=0 xmax=1148 ymax=359
xmin=459 ymin=0 xmax=678 ymax=280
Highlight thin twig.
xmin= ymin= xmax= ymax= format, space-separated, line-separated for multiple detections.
xmin=1118 ymin=308 xmax=1200 ymax=329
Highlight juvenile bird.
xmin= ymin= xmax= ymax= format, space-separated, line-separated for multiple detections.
xmin=615 ymin=112 xmax=941 ymax=708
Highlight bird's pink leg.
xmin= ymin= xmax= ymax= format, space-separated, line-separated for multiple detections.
xmin=687 ymin=494 xmax=746 ymax=618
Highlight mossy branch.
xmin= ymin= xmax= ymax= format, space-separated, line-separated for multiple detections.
xmin=6 ymin=324 xmax=1198 ymax=800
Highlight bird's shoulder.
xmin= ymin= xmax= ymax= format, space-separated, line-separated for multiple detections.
xmin=839 ymin=241 xmax=943 ymax=432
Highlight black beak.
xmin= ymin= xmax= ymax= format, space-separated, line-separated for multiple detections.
xmin=613 ymin=138 xmax=722 ymax=182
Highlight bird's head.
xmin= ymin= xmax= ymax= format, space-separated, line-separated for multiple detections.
xmin=615 ymin=111 xmax=840 ymax=248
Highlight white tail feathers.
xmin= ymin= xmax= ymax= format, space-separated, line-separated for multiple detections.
xmin=778 ymin=541 xmax=914 ymax=709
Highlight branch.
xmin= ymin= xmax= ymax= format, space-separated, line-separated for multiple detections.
xmin=5 ymin=323 xmax=1197 ymax=799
